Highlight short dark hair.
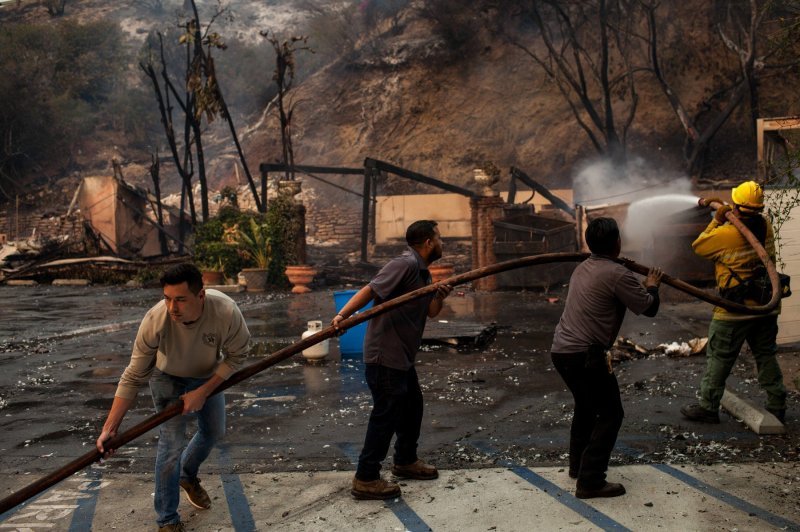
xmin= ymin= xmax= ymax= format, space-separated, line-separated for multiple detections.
xmin=585 ymin=217 xmax=620 ymax=255
xmin=160 ymin=263 xmax=203 ymax=294
xmin=406 ymin=220 xmax=439 ymax=247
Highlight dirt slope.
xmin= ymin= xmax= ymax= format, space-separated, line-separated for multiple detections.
xmin=3 ymin=1 xmax=799 ymax=203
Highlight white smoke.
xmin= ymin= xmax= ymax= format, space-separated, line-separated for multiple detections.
xmin=573 ymin=155 xmax=693 ymax=206
xmin=572 ymin=156 xmax=702 ymax=262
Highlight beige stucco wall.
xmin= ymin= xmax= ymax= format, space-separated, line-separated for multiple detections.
xmin=766 ymin=191 xmax=800 ymax=345
xmin=375 ymin=190 xmax=573 ymax=242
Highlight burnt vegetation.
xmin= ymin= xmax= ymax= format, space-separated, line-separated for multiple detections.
xmin=0 ymin=0 xmax=799 ymax=204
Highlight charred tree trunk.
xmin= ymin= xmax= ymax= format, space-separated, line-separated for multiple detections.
xmin=149 ymin=151 xmax=169 ymax=256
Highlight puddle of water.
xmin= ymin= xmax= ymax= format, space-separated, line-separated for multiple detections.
xmin=84 ymin=397 xmax=115 ymax=410
xmin=3 ymin=400 xmax=46 ymax=412
xmin=78 ymin=368 xmax=119 ymax=378
xmin=16 ymin=428 xmax=82 ymax=448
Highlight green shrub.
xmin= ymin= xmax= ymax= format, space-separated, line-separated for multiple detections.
xmin=236 ymin=217 xmax=272 ymax=270
xmin=192 ymin=200 xmax=301 ymax=287
xmin=264 ymin=194 xmax=301 ymax=287
xmin=193 ymin=208 xmax=245 ymax=278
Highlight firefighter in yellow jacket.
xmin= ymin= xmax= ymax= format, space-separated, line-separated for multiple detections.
xmin=681 ymin=181 xmax=787 ymax=424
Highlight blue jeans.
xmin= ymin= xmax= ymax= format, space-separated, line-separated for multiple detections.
xmin=150 ymin=372 xmax=226 ymax=527
xmin=355 ymin=364 xmax=423 ymax=481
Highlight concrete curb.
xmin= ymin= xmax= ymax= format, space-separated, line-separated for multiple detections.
xmin=52 ymin=279 xmax=91 ymax=286
xmin=721 ymin=388 xmax=785 ymax=434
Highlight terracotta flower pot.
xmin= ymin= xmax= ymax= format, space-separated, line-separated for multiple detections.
xmin=285 ymin=264 xmax=316 ymax=294
xmin=202 ymin=270 xmax=224 ymax=287
xmin=429 ymin=263 xmax=455 ymax=283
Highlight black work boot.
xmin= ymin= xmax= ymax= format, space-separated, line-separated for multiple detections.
xmin=575 ymin=482 xmax=626 ymax=499
xmin=681 ymin=403 xmax=720 ymax=423
xmin=766 ymin=407 xmax=786 ymax=424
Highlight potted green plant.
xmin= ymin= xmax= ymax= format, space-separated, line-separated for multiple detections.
xmin=198 ymin=257 xmax=225 ymax=286
xmin=193 ymin=206 xmax=247 ymax=281
xmin=237 ymin=217 xmax=271 ymax=292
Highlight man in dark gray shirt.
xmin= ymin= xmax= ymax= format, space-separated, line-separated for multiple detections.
xmin=551 ymin=217 xmax=662 ymax=499
xmin=332 ymin=220 xmax=452 ymax=500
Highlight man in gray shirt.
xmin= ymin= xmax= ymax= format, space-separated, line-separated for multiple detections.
xmin=332 ymin=220 xmax=452 ymax=500
xmin=551 ymin=217 xmax=662 ymax=499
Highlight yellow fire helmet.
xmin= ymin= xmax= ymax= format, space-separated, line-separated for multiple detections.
xmin=731 ymin=180 xmax=764 ymax=212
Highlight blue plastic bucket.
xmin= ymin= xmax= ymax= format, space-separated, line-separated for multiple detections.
xmin=333 ymin=289 xmax=373 ymax=356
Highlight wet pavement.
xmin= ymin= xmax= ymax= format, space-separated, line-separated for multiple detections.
xmin=0 ymin=283 xmax=799 ymax=530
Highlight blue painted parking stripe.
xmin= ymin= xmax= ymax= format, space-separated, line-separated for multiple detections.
xmin=471 ymin=442 xmax=631 ymax=532
xmin=652 ymin=463 xmax=800 ymax=530
xmin=218 ymin=444 xmax=257 ymax=532
xmin=336 ymin=441 xmax=361 ymax=463
xmin=68 ymin=469 xmax=103 ymax=532
xmin=386 ymin=498 xmax=432 ymax=532
xmin=0 ymin=488 xmax=48 ymax=524
xmin=336 ymin=442 xmax=432 ymax=532
xmin=0 ymin=471 xmax=103 ymax=529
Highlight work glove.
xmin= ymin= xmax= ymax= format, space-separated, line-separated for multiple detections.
xmin=698 ymin=197 xmax=725 ymax=207
xmin=714 ymin=204 xmax=732 ymax=224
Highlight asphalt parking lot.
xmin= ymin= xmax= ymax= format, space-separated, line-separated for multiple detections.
xmin=0 ymin=283 xmax=798 ymax=530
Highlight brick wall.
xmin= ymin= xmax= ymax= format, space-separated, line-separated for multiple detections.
xmin=306 ymin=204 xmax=362 ymax=243
xmin=470 ymin=195 xmax=505 ymax=291
xmin=0 ymin=209 xmax=86 ymax=254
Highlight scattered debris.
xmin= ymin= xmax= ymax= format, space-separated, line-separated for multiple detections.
xmin=609 ymin=336 xmax=707 ymax=363
xmin=658 ymin=337 xmax=707 ymax=357
xmin=422 ymin=321 xmax=498 ymax=350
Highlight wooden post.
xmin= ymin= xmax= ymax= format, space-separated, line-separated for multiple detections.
xmin=756 ymin=116 xmax=800 ymax=181
xmin=261 ymin=168 xmax=268 ymax=213
xmin=361 ymin=161 xmax=375 ymax=263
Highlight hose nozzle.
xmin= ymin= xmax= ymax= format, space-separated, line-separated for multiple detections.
xmin=698 ymin=196 xmax=725 ymax=209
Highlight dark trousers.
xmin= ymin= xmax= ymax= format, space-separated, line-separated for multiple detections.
xmin=355 ymin=364 xmax=423 ymax=481
xmin=552 ymin=351 xmax=624 ymax=489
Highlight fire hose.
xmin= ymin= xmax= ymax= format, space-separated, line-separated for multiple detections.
xmin=0 ymin=201 xmax=781 ymax=514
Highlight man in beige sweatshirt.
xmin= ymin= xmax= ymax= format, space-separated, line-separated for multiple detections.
xmin=95 ymin=263 xmax=250 ymax=532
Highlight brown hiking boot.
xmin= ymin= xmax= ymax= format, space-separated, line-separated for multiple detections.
xmin=575 ymin=482 xmax=626 ymax=499
xmin=351 ymin=476 xmax=401 ymax=500
xmin=158 ymin=522 xmax=186 ymax=532
xmin=179 ymin=478 xmax=211 ymax=509
xmin=391 ymin=459 xmax=438 ymax=480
